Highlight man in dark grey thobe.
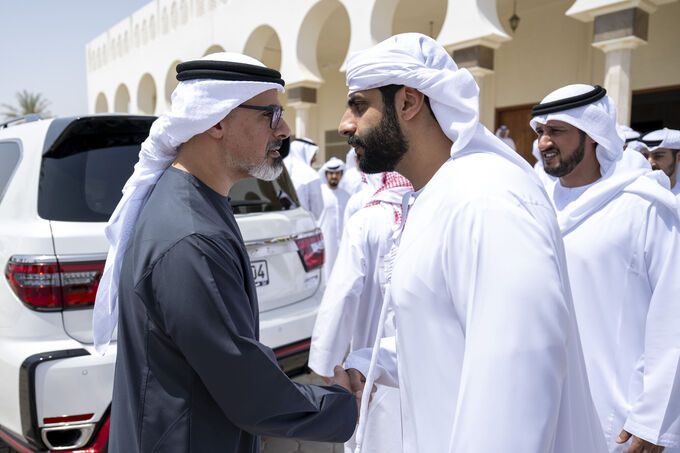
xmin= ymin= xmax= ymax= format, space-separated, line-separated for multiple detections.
xmin=93 ymin=53 xmax=357 ymax=453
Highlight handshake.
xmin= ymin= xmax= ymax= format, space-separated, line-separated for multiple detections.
xmin=324 ymin=366 xmax=376 ymax=422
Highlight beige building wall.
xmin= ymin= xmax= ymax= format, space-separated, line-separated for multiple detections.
xmin=86 ymin=0 xmax=680 ymax=163
xmin=632 ymin=1 xmax=680 ymax=91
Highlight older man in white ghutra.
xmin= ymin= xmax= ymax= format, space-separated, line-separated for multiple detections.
xmin=334 ymin=33 xmax=607 ymax=453
xmin=532 ymin=84 xmax=680 ymax=453
xmin=93 ymin=53 xmax=358 ymax=453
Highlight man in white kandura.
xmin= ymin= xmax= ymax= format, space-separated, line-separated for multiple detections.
xmin=310 ymin=171 xmax=412 ymax=453
xmin=339 ymin=148 xmax=364 ymax=195
xmin=640 ymin=128 xmax=680 ymax=196
xmin=333 ymin=33 xmax=607 ymax=453
xmin=532 ymin=84 xmax=680 ymax=453
xmin=495 ymin=124 xmax=517 ymax=150
xmin=317 ymin=157 xmax=350 ymax=280
xmin=283 ymin=137 xmax=324 ymax=219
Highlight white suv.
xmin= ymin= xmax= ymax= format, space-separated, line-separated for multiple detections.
xmin=0 ymin=114 xmax=325 ymax=452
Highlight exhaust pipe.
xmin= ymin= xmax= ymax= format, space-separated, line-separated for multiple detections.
xmin=41 ymin=423 xmax=95 ymax=451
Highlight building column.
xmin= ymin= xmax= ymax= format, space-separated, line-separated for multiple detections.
xmin=286 ymin=84 xmax=318 ymax=140
xmin=601 ymin=45 xmax=635 ymax=125
xmin=591 ymin=8 xmax=649 ymax=125
xmin=567 ymin=3 xmax=658 ymax=126
xmin=453 ymin=45 xmax=496 ymax=129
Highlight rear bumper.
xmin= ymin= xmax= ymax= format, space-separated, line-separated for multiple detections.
xmin=0 ymin=343 xmax=114 ymax=453
xmin=0 ymin=413 xmax=108 ymax=453
xmin=259 ymin=285 xmax=322 ymax=349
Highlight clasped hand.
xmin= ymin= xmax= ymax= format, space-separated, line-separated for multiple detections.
xmin=325 ymin=366 xmax=375 ymax=422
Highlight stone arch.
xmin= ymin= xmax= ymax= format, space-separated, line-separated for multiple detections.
xmin=180 ymin=0 xmax=188 ymax=24
xmin=162 ymin=7 xmax=169 ymax=33
xmin=150 ymin=15 xmax=156 ymax=40
xmin=244 ymin=25 xmax=282 ymax=71
xmin=296 ymin=0 xmax=350 ymax=81
xmin=203 ymin=44 xmax=225 ymax=56
xmin=137 ymin=73 xmax=157 ymax=115
xmin=114 ymin=84 xmax=131 ymax=113
xmin=95 ymin=93 xmax=108 ymax=113
xmin=391 ymin=0 xmax=448 ymax=37
xmin=316 ymin=4 xmax=351 ymax=74
xmin=165 ymin=60 xmax=182 ymax=109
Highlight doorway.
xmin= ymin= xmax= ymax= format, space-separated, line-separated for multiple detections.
xmin=495 ymin=103 xmax=538 ymax=165
xmin=631 ymin=85 xmax=680 ymax=134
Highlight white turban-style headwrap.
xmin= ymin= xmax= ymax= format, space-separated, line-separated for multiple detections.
xmin=93 ymin=52 xmax=284 ymax=353
xmin=530 ymin=84 xmax=624 ymax=176
xmin=317 ymin=157 xmax=345 ymax=179
xmin=345 ymin=32 xmax=532 ymax=174
xmin=617 ymin=124 xmax=641 ymax=142
xmin=642 ymin=128 xmax=680 ymax=152
xmin=626 ymin=140 xmax=648 ymax=153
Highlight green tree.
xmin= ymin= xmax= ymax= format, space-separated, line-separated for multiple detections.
xmin=1 ymin=90 xmax=52 ymax=119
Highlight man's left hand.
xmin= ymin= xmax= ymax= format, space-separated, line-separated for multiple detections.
xmin=617 ymin=429 xmax=665 ymax=453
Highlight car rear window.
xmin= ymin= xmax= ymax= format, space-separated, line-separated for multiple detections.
xmin=37 ymin=116 xmax=300 ymax=221
xmin=229 ymin=168 xmax=300 ymax=214
xmin=38 ymin=145 xmax=140 ymax=222
xmin=0 ymin=141 xmax=21 ymax=203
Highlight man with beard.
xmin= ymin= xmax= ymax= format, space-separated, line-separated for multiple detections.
xmin=335 ymin=33 xmax=607 ymax=452
xmin=640 ymin=128 xmax=680 ymax=196
xmin=93 ymin=53 xmax=358 ymax=453
xmin=532 ymin=85 xmax=680 ymax=453
xmin=317 ymin=157 xmax=351 ymax=280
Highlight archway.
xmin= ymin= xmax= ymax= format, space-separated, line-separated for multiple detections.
xmin=94 ymin=93 xmax=108 ymax=113
xmin=391 ymin=0 xmax=447 ymax=37
xmin=244 ymin=25 xmax=282 ymax=71
xmin=313 ymin=2 xmax=351 ymax=161
xmin=137 ymin=73 xmax=157 ymax=114
xmin=165 ymin=60 xmax=182 ymax=110
xmin=114 ymin=84 xmax=131 ymax=113
xmin=203 ymin=44 xmax=225 ymax=56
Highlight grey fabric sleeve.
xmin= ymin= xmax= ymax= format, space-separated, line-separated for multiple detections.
xmin=149 ymin=234 xmax=357 ymax=442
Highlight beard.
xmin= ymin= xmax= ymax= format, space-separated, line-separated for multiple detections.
xmin=543 ymin=132 xmax=586 ymax=178
xmin=248 ymin=139 xmax=284 ymax=181
xmin=347 ymin=102 xmax=408 ymax=174
xmin=662 ymin=154 xmax=678 ymax=178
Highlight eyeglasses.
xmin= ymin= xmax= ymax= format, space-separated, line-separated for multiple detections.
xmin=236 ymin=104 xmax=284 ymax=130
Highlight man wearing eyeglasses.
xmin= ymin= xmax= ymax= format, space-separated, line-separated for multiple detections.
xmin=100 ymin=53 xmax=358 ymax=453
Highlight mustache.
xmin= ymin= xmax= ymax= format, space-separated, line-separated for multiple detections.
xmin=267 ymin=139 xmax=283 ymax=151
xmin=347 ymin=135 xmax=366 ymax=148
xmin=541 ymin=146 xmax=559 ymax=154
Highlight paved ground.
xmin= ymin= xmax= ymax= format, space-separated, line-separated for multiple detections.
xmin=261 ymin=372 xmax=345 ymax=453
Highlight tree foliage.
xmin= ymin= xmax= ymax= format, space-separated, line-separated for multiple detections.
xmin=1 ymin=90 xmax=52 ymax=119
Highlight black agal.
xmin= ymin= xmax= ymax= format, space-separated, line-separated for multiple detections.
xmin=176 ymin=60 xmax=285 ymax=86
xmin=531 ymin=85 xmax=606 ymax=116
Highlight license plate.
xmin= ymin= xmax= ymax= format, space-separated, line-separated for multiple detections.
xmin=250 ymin=260 xmax=269 ymax=287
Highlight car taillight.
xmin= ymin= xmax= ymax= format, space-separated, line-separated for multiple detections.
xmin=294 ymin=231 xmax=325 ymax=271
xmin=5 ymin=256 xmax=105 ymax=311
